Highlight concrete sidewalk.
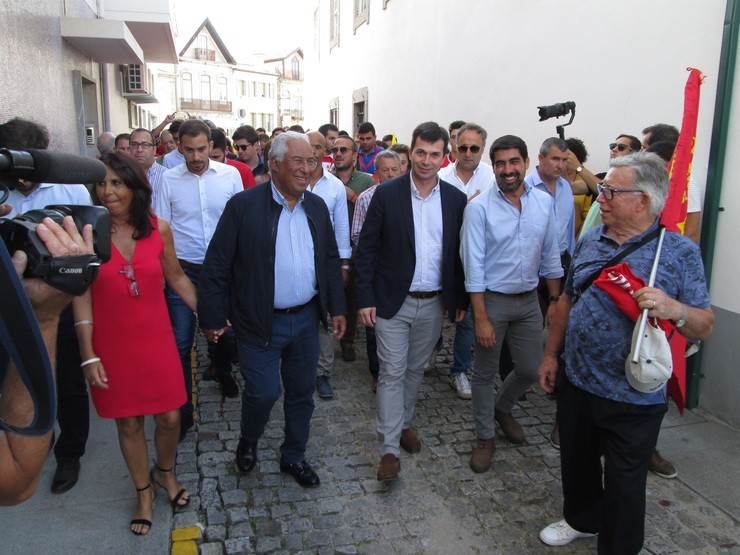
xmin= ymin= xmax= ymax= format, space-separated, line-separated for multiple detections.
xmin=1 ymin=324 xmax=738 ymax=553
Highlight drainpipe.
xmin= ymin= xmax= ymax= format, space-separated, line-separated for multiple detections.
xmin=686 ymin=0 xmax=739 ymax=408
xmin=98 ymin=0 xmax=112 ymax=132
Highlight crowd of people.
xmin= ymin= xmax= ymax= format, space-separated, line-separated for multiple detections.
xmin=0 ymin=113 xmax=714 ymax=553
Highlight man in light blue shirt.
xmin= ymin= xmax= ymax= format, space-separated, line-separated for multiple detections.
xmin=461 ymin=135 xmax=563 ymax=474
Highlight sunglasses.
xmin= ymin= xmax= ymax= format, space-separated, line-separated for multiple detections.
xmin=236 ymin=142 xmax=257 ymax=151
xmin=118 ymin=261 xmax=140 ymax=297
xmin=609 ymin=143 xmax=633 ymax=153
xmin=457 ymin=145 xmax=481 ymax=154
xmin=331 ymin=146 xmax=353 ymax=154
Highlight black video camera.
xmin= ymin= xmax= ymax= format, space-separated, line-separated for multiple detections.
xmin=0 ymin=205 xmax=111 ymax=296
xmin=537 ymin=101 xmax=576 ymax=121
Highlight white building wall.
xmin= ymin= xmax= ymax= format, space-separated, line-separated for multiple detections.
xmin=306 ymin=0 xmax=725 ymax=182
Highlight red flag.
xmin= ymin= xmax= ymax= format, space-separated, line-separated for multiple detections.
xmin=660 ymin=67 xmax=704 ymax=412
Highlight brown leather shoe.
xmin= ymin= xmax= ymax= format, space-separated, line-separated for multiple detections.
xmin=341 ymin=343 xmax=356 ymax=362
xmin=400 ymin=428 xmax=421 ymax=453
xmin=469 ymin=438 xmax=495 ymax=473
xmin=495 ymin=410 xmax=525 ymax=444
xmin=377 ymin=453 xmax=400 ymax=481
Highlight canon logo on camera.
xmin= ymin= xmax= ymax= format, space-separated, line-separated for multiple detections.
xmin=59 ymin=267 xmax=83 ymax=274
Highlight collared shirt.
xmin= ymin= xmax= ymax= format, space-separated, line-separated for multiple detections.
xmin=524 ymin=169 xmax=576 ymax=256
xmin=309 ymin=169 xmax=351 ymax=259
xmin=564 ymin=222 xmax=711 ymax=405
xmin=4 ymin=183 xmax=91 ymax=218
xmin=155 ymin=161 xmax=242 ymax=263
xmin=147 ymin=161 xmax=166 ymax=209
xmin=357 ymin=145 xmax=384 ymax=174
xmin=438 ymin=161 xmax=494 ymax=201
xmin=271 ymin=182 xmax=317 ymax=309
xmin=351 ymin=184 xmax=378 ymax=246
xmin=335 ymin=168 xmax=375 ymax=223
xmin=409 ymin=175 xmax=443 ymax=291
xmin=162 ymin=149 xmax=185 ymax=169
xmin=460 ymin=183 xmax=563 ymax=294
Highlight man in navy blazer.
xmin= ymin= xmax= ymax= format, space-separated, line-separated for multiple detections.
xmin=355 ymin=121 xmax=468 ymax=482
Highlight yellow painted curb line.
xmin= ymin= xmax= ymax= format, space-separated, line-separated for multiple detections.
xmin=172 ymin=525 xmax=201 ymax=542
xmin=171 ymin=539 xmax=198 ymax=555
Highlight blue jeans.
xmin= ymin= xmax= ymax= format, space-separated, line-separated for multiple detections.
xmin=238 ymin=303 xmax=320 ymax=464
xmin=166 ymin=265 xmax=232 ymax=416
xmin=450 ymin=306 xmax=473 ymax=377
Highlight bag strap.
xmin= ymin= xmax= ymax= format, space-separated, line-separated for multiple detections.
xmin=574 ymin=225 xmax=663 ymax=303
xmin=0 ymin=240 xmax=56 ymax=436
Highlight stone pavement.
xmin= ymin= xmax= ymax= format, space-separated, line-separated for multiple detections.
xmin=173 ymin=323 xmax=740 ymax=554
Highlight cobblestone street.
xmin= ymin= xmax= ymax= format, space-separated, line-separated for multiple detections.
xmin=173 ymin=323 xmax=739 ymax=554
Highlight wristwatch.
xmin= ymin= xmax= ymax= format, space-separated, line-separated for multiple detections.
xmin=341 ymin=265 xmax=351 ymax=271
xmin=675 ymin=304 xmax=688 ymax=328
xmin=549 ymin=295 xmax=561 ymax=303
xmin=575 ymin=166 xmax=583 ymax=174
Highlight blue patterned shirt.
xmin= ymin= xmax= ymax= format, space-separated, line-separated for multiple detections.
xmin=564 ymin=222 xmax=711 ymax=405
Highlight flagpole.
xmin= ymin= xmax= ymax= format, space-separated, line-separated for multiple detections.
xmin=631 ymin=227 xmax=666 ymax=362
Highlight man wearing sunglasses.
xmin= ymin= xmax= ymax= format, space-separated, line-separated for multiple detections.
xmin=438 ymin=123 xmax=494 ymax=400
xmin=232 ymin=125 xmax=264 ymax=177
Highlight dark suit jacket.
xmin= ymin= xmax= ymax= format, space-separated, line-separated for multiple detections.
xmin=354 ymin=173 xmax=468 ymax=321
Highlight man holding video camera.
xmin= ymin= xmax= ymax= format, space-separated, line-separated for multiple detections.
xmin=0 ymin=118 xmax=93 ymax=495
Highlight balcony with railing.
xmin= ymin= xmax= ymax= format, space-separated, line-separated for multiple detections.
xmin=194 ymin=47 xmax=215 ymax=61
xmin=179 ymin=98 xmax=232 ymax=112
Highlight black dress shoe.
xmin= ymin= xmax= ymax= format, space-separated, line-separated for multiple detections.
xmin=218 ymin=372 xmax=239 ymax=398
xmin=280 ymin=459 xmax=320 ymax=488
xmin=236 ymin=438 xmax=258 ymax=473
xmin=51 ymin=459 xmax=81 ymax=494
xmin=179 ymin=412 xmax=194 ymax=441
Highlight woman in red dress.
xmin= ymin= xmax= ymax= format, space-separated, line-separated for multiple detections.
xmin=73 ymin=152 xmax=196 ymax=535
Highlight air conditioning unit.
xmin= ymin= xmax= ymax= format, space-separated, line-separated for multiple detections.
xmin=122 ymin=64 xmax=158 ymax=103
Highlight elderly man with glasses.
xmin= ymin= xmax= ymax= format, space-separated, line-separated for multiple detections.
xmin=538 ymin=152 xmax=714 ymax=552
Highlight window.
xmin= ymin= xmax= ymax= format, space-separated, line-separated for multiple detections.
xmin=218 ymin=76 xmax=228 ymax=101
xmin=181 ymin=72 xmax=192 ymax=102
xmin=329 ymin=0 xmax=340 ymax=50
xmin=353 ymin=87 xmax=368 ymax=135
xmin=198 ymin=34 xmax=208 ymax=50
xmin=238 ymin=79 xmax=247 ymax=96
xmin=354 ymin=0 xmax=370 ymax=32
xmin=291 ymin=58 xmax=300 ymax=80
xmin=329 ymin=97 xmax=339 ymax=126
xmin=201 ymin=74 xmax=211 ymax=108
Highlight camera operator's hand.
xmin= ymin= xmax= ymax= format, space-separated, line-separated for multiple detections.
xmin=12 ymin=216 xmax=94 ymax=324
xmin=82 ymin=360 xmax=109 ymax=390
xmin=0 ymin=204 xmax=11 ymax=217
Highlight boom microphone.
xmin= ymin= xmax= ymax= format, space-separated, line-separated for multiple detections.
xmin=0 ymin=148 xmax=107 ymax=184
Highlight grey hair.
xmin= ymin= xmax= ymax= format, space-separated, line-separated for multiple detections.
xmin=456 ymin=122 xmax=488 ymax=144
xmin=609 ymin=152 xmax=669 ymax=216
xmin=375 ymin=149 xmax=401 ymax=165
xmin=269 ymin=131 xmax=310 ymax=162
xmin=539 ymin=137 xmax=568 ymax=156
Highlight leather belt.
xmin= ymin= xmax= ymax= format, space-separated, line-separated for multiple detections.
xmin=274 ymin=297 xmax=316 ymax=314
xmin=408 ymin=290 xmax=441 ymax=299
xmin=178 ymin=259 xmax=202 ymax=271
xmin=488 ymin=289 xmax=536 ymax=297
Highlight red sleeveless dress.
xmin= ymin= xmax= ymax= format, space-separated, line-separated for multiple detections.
xmin=90 ymin=220 xmax=186 ymax=418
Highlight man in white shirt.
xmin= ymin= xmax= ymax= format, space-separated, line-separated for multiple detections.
xmin=155 ymin=120 xmax=242 ymax=438
xmin=438 ymin=123 xmax=494 ymax=399
xmin=162 ymin=120 xmax=186 ymax=169
xmin=305 ymin=131 xmax=352 ymax=399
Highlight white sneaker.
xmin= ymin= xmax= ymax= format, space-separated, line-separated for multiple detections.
xmin=540 ymin=519 xmax=596 ymax=546
xmin=450 ymin=373 xmax=472 ymax=399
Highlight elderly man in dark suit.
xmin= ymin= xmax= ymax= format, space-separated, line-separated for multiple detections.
xmin=355 ymin=121 xmax=468 ymax=482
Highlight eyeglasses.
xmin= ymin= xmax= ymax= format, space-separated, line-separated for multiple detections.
xmin=236 ymin=142 xmax=257 ymax=151
xmin=128 ymin=142 xmax=153 ymax=150
xmin=457 ymin=145 xmax=481 ymax=154
xmin=118 ymin=262 xmax=140 ymax=297
xmin=597 ymin=184 xmax=644 ymax=200
xmin=609 ymin=143 xmax=633 ymax=153
xmin=289 ymin=157 xmax=319 ymax=170
xmin=331 ymin=146 xmax=353 ymax=154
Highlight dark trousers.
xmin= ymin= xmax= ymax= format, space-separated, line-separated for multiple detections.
xmin=342 ymin=264 xmax=357 ymax=347
xmin=166 ymin=265 xmax=232 ymax=416
xmin=364 ymin=325 xmax=379 ymax=378
xmin=54 ymin=305 xmax=89 ymax=463
xmin=238 ymin=304 xmax=320 ymax=464
xmin=558 ymin=375 xmax=666 ymax=555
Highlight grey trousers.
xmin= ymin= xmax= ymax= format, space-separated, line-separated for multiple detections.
xmin=471 ymin=290 xmax=543 ymax=439
xmin=375 ymin=295 xmax=444 ymax=457
xmin=317 ymin=318 xmax=334 ymax=378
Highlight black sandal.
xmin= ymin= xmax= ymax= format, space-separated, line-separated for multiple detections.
xmin=150 ymin=464 xmax=190 ymax=507
xmin=130 ymin=482 xmax=154 ymax=536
